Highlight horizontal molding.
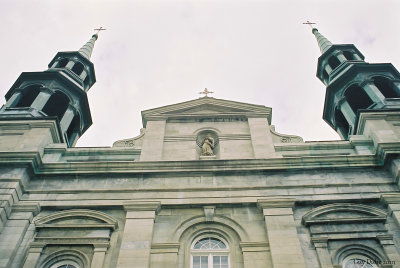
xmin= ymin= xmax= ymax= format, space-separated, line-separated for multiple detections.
xmin=151 ymin=243 xmax=180 ymax=253
xmin=239 ymin=241 xmax=269 ymax=252
xmin=305 ymin=216 xmax=387 ymax=226
xmin=36 ymin=223 xmax=116 ymax=229
xmin=0 ymin=150 xmax=387 ymax=175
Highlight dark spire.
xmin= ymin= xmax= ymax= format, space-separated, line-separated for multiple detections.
xmin=312 ymin=28 xmax=333 ymax=54
xmin=78 ymin=33 xmax=98 ymax=60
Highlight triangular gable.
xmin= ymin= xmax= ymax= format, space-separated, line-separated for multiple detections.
xmin=141 ymin=97 xmax=272 ymax=126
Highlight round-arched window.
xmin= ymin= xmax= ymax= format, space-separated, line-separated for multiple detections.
xmin=47 ymin=259 xmax=80 ymax=268
xmin=342 ymin=254 xmax=378 ymax=268
xmin=191 ymin=237 xmax=230 ymax=268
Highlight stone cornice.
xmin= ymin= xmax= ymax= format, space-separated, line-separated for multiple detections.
xmin=380 ymin=193 xmax=400 ymax=204
xmin=257 ymin=198 xmax=295 ymax=209
xmin=0 ymin=152 xmax=381 ymax=175
xmin=12 ymin=202 xmax=40 ymax=216
xmin=123 ymin=201 xmax=161 ymax=212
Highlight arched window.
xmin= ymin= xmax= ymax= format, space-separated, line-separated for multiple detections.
xmin=191 ymin=236 xmax=230 ymax=268
xmin=42 ymin=91 xmax=70 ymax=120
xmin=15 ymin=85 xmax=41 ymax=107
xmin=373 ymin=76 xmax=399 ymax=98
xmin=342 ymin=254 xmax=378 ymax=268
xmin=57 ymin=58 xmax=69 ymax=68
xmin=343 ymin=51 xmax=355 ymax=61
xmin=49 ymin=261 xmax=78 ymax=268
xmin=328 ymin=55 xmax=341 ymax=70
xmin=344 ymin=85 xmax=373 ymax=112
xmin=334 ymin=108 xmax=350 ymax=139
xmin=71 ymin=62 xmax=84 ymax=76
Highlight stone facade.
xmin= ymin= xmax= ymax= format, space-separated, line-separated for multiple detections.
xmin=2 ymin=30 xmax=400 ymax=268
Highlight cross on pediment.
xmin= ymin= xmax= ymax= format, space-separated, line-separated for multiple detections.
xmin=199 ymin=88 xmax=214 ymax=97
xmin=302 ymin=21 xmax=316 ymax=29
xmin=94 ymin=27 xmax=107 ymax=34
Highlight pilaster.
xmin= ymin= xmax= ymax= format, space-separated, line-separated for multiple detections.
xmin=240 ymin=242 xmax=271 ymax=268
xmin=376 ymin=234 xmax=400 ymax=265
xmin=381 ymin=194 xmax=400 ymax=228
xmin=30 ymin=89 xmax=52 ymax=111
xmin=116 ymin=201 xmax=161 ymax=268
xmin=248 ymin=117 xmax=275 ymax=158
xmin=361 ymin=81 xmax=385 ymax=105
xmin=339 ymin=100 xmax=356 ymax=127
xmin=140 ymin=120 xmax=166 ymax=161
xmin=91 ymin=244 xmax=109 ymax=268
xmin=0 ymin=202 xmax=40 ymax=268
xmin=257 ymin=198 xmax=306 ymax=268
xmin=3 ymin=91 xmax=22 ymax=108
xmin=150 ymin=243 xmax=180 ymax=268
xmin=311 ymin=237 xmax=333 ymax=268
xmin=21 ymin=242 xmax=45 ymax=268
xmin=60 ymin=105 xmax=76 ymax=133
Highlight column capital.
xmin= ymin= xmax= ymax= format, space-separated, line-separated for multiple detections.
xmin=381 ymin=193 xmax=400 ymax=205
xmin=376 ymin=234 xmax=395 ymax=245
xmin=239 ymin=242 xmax=269 ymax=252
xmin=28 ymin=242 xmax=46 ymax=253
xmin=257 ymin=198 xmax=295 ymax=209
xmin=12 ymin=202 xmax=41 ymax=216
xmin=93 ymin=242 xmax=109 ymax=252
xmin=311 ymin=236 xmax=329 ymax=248
xmin=359 ymin=79 xmax=374 ymax=87
xmin=39 ymin=87 xmax=53 ymax=95
xmin=123 ymin=200 xmax=161 ymax=212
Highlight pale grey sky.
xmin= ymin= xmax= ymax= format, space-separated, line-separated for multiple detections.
xmin=0 ymin=0 xmax=399 ymax=147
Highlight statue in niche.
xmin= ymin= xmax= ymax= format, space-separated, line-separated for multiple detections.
xmin=201 ymin=134 xmax=215 ymax=156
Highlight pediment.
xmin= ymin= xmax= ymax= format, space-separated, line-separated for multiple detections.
xmin=35 ymin=209 xmax=118 ymax=230
xmin=141 ymin=97 xmax=271 ymax=126
xmin=302 ymin=203 xmax=387 ymax=226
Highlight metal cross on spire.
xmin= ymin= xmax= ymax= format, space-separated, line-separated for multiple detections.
xmin=199 ymin=88 xmax=214 ymax=97
xmin=302 ymin=21 xmax=316 ymax=29
xmin=94 ymin=27 xmax=107 ymax=35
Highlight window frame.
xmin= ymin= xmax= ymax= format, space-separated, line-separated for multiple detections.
xmin=49 ymin=259 xmax=79 ymax=268
xmin=190 ymin=235 xmax=230 ymax=268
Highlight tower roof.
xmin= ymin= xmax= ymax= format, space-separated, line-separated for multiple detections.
xmin=78 ymin=33 xmax=98 ymax=60
xmin=312 ymin=28 xmax=333 ymax=54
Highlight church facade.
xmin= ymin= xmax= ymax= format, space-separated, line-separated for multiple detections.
xmin=1 ymin=28 xmax=400 ymax=268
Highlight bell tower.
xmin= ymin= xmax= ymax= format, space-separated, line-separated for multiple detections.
xmin=312 ymin=27 xmax=400 ymax=140
xmin=0 ymin=32 xmax=100 ymax=147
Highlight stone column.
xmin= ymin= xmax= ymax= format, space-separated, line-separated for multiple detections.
xmin=311 ymin=237 xmax=333 ymax=268
xmin=354 ymin=54 xmax=363 ymax=61
xmin=381 ymin=194 xmax=400 ymax=228
xmin=361 ymin=82 xmax=386 ymax=104
xmin=66 ymin=60 xmax=75 ymax=69
xmin=336 ymin=52 xmax=347 ymax=63
xmin=257 ymin=198 xmax=306 ymax=268
xmin=150 ymin=243 xmax=180 ymax=268
xmin=4 ymin=91 xmax=22 ymax=108
xmin=21 ymin=242 xmax=45 ymax=268
xmin=60 ymin=105 xmax=76 ymax=133
xmin=91 ymin=243 xmax=108 ymax=268
xmin=376 ymin=235 xmax=400 ymax=265
xmin=339 ymin=100 xmax=356 ymax=127
xmin=116 ymin=201 xmax=161 ymax=268
xmin=80 ymin=70 xmax=88 ymax=80
xmin=140 ymin=120 xmax=166 ymax=161
xmin=0 ymin=202 xmax=40 ymax=268
xmin=30 ymin=88 xmax=53 ymax=110
xmin=324 ymin=64 xmax=333 ymax=74
xmin=248 ymin=117 xmax=275 ymax=158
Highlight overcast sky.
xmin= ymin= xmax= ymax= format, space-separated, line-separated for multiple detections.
xmin=1 ymin=0 xmax=399 ymax=147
